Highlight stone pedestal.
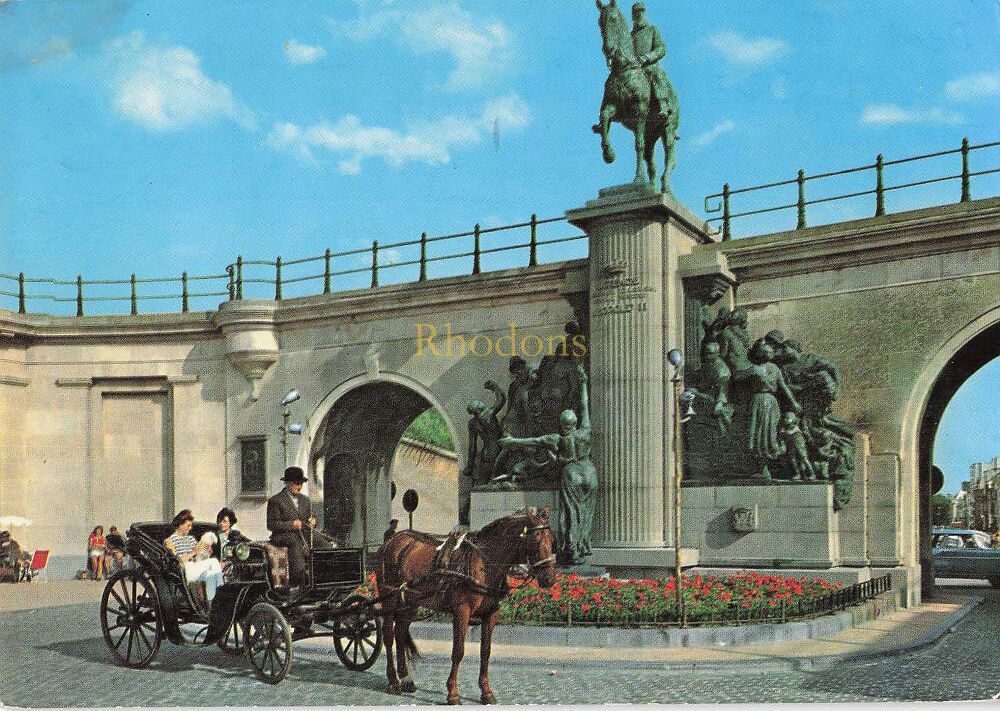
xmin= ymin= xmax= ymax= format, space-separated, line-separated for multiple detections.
xmin=681 ymin=483 xmax=842 ymax=569
xmin=567 ymin=185 xmax=716 ymax=560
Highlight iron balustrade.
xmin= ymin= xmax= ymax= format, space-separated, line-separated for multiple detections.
xmin=705 ymin=138 xmax=1000 ymax=240
xmin=0 ymin=214 xmax=586 ymax=316
xmin=4 ymin=137 xmax=999 ymax=315
xmin=222 ymin=214 xmax=584 ymax=303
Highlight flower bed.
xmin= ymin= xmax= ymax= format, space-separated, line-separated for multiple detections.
xmin=499 ymin=572 xmax=843 ymax=627
xmin=362 ymin=571 xmax=857 ymax=628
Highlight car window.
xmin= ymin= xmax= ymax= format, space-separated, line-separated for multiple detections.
xmin=936 ymin=535 xmax=963 ymax=548
xmin=973 ymin=533 xmax=992 ymax=549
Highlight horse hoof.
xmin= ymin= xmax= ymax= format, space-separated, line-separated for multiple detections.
xmin=447 ymin=696 xmax=462 ymax=705
xmin=603 ymin=147 xmax=615 ymax=163
xmin=387 ymin=683 xmax=401 ymax=695
xmin=481 ymin=693 xmax=498 ymax=705
xmin=400 ymin=680 xmax=417 ymax=693
xmin=591 ymin=124 xmax=602 ymax=134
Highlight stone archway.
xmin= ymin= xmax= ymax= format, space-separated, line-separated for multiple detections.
xmin=303 ymin=375 xmax=461 ymax=550
xmin=905 ymin=307 xmax=1000 ymax=598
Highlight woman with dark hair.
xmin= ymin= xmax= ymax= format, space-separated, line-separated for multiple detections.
xmin=164 ymin=509 xmax=225 ymax=606
xmin=88 ymin=526 xmax=108 ymax=580
xmin=198 ymin=507 xmax=241 ymax=563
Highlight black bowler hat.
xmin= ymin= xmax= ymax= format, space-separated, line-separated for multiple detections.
xmin=281 ymin=466 xmax=307 ymax=484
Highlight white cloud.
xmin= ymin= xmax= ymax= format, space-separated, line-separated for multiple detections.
xmin=706 ymin=30 xmax=789 ymax=66
xmin=945 ymin=70 xmax=1000 ymax=101
xmin=691 ymin=120 xmax=736 ymax=148
xmin=266 ymin=92 xmax=529 ymax=173
xmin=105 ymin=32 xmax=254 ymax=132
xmin=283 ymin=39 xmax=326 ymax=65
xmin=331 ymin=2 xmax=512 ymax=90
xmin=861 ymin=104 xmax=962 ymax=126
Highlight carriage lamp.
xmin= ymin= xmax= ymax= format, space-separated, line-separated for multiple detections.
xmin=281 ymin=389 xmax=301 ymax=406
xmin=234 ymin=542 xmax=251 ymax=562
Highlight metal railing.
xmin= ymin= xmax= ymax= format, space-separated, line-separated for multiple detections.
xmin=0 ymin=215 xmax=587 ymax=316
xmin=5 ymin=138 xmax=998 ymax=316
xmin=224 ymin=214 xmax=585 ymax=302
xmin=0 ymin=270 xmax=231 ymax=317
xmin=501 ymin=573 xmax=892 ymax=628
xmin=705 ymin=138 xmax=1000 ymax=240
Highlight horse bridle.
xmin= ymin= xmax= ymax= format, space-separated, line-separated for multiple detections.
xmin=513 ymin=523 xmax=556 ymax=589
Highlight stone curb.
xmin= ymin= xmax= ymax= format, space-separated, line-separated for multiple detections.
xmin=410 ymin=590 xmax=899 ymax=650
xmin=407 ymin=593 xmax=982 ymax=673
xmin=805 ymin=594 xmax=985 ymax=669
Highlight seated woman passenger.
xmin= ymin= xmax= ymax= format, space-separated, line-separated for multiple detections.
xmin=196 ymin=508 xmax=243 ymax=570
xmin=164 ymin=509 xmax=225 ymax=606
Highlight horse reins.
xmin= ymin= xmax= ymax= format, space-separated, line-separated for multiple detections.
xmin=380 ymin=522 xmax=557 ymax=603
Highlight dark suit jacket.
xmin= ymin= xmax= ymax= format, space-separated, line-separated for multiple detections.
xmin=267 ymin=488 xmax=312 ymax=544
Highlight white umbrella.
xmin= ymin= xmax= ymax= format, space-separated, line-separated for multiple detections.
xmin=0 ymin=515 xmax=33 ymax=528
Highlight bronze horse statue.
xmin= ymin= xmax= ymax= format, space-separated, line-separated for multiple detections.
xmin=376 ymin=509 xmax=557 ymax=705
xmin=594 ymin=0 xmax=680 ymax=193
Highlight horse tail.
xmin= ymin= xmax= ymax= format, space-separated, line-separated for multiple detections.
xmin=400 ymin=623 xmax=421 ymax=665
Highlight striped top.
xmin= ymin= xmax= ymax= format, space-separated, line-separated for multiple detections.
xmin=167 ymin=533 xmax=196 ymax=558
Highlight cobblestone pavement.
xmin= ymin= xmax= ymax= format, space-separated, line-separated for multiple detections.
xmin=1 ymin=585 xmax=997 ymax=707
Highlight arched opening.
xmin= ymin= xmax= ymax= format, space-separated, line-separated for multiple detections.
xmin=918 ymin=320 xmax=1000 ymax=596
xmin=307 ymin=380 xmax=459 ymax=552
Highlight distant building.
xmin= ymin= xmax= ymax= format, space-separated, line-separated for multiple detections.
xmin=968 ymin=458 xmax=1000 ymax=532
xmin=952 ymin=484 xmax=973 ymax=528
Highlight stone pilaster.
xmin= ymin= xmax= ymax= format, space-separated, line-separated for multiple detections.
xmin=568 ymin=185 xmax=716 ymax=558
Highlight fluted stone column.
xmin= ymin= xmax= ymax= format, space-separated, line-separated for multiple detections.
xmin=568 ymin=185 xmax=716 ymax=570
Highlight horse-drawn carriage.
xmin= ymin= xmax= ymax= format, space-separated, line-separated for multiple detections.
xmin=100 ymin=521 xmax=382 ymax=683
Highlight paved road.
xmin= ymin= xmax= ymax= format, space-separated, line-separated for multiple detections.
xmin=1 ymin=583 xmax=997 ymax=706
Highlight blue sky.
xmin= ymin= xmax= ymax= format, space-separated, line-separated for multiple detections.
xmin=0 ymin=0 xmax=998 ymax=492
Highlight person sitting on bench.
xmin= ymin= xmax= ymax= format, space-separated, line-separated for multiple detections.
xmin=164 ymin=509 xmax=224 ymax=607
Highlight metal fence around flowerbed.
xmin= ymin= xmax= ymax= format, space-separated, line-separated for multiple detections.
xmin=499 ymin=573 xmax=892 ymax=629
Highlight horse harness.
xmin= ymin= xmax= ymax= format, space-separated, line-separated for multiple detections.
xmin=380 ymin=523 xmax=555 ymax=606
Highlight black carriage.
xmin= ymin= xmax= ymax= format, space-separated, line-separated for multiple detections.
xmin=100 ymin=521 xmax=382 ymax=683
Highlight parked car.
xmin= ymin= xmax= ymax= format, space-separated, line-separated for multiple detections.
xmin=931 ymin=527 xmax=1000 ymax=587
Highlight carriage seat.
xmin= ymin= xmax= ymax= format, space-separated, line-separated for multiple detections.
xmin=255 ymin=542 xmax=289 ymax=589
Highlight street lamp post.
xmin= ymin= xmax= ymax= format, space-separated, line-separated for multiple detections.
xmin=280 ymin=389 xmax=303 ymax=469
xmin=667 ymin=349 xmax=695 ymax=626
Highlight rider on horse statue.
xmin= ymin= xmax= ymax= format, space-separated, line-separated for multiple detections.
xmin=630 ymin=3 xmax=671 ymax=121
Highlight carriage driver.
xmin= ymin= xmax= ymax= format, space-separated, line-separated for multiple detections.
xmin=266 ymin=466 xmax=316 ymax=589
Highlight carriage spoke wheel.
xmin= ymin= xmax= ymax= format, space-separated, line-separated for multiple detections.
xmin=101 ymin=569 xmax=162 ymax=669
xmin=244 ymin=603 xmax=293 ymax=684
xmin=217 ymin=619 xmax=245 ymax=656
xmin=330 ymin=594 xmax=382 ymax=671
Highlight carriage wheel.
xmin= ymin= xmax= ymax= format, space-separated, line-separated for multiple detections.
xmin=244 ymin=603 xmax=293 ymax=684
xmin=101 ymin=569 xmax=163 ymax=669
xmin=217 ymin=620 xmax=245 ymax=656
xmin=331 ymin=594 xmax=382 ymax=671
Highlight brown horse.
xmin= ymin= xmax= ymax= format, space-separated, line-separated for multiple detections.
xmin=376 ymin=509 xmax=557 ymax=705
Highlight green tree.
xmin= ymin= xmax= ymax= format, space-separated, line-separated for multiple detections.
xmin=931 ymin=493 xmax=954 ymax=527
xmin=403 ymin=408 xmax=455 ymax=452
